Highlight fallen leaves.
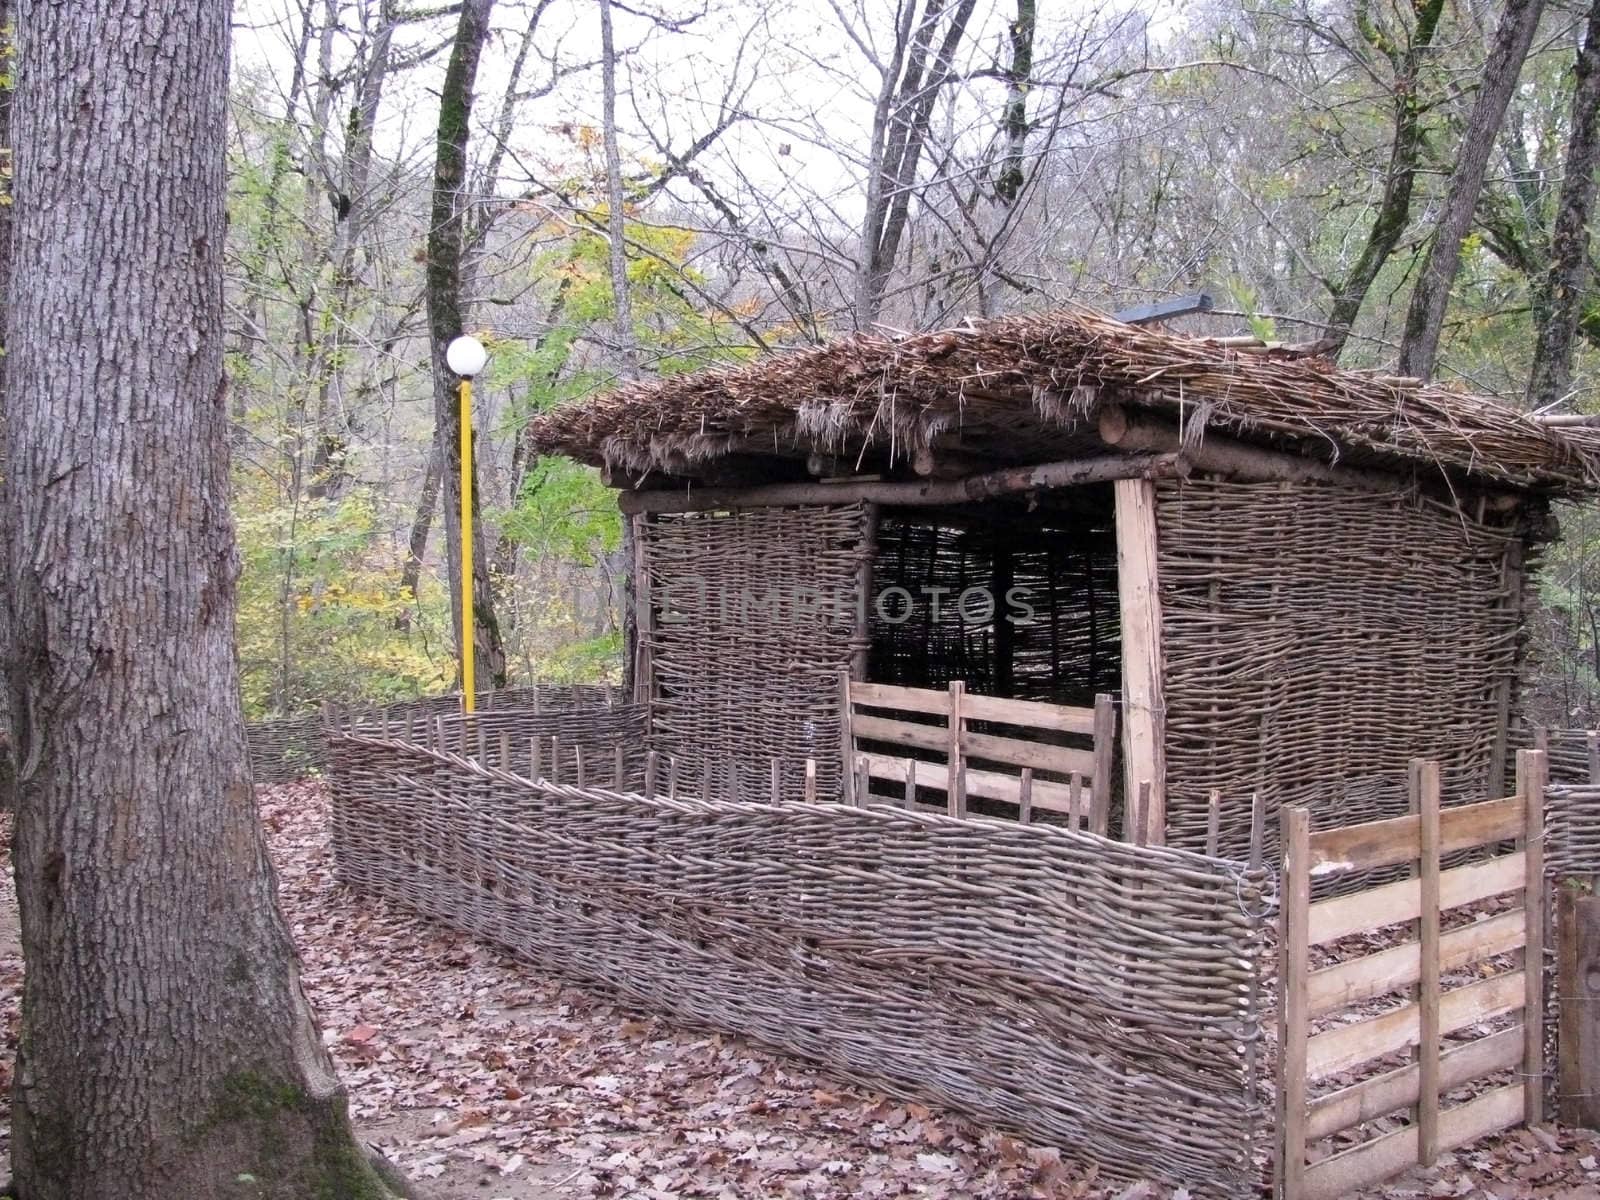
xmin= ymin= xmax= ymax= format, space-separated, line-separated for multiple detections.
xmin=0 ymin=786 xmax=1596 ymax=1200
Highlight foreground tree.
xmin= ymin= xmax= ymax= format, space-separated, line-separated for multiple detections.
xmin=0 ymin=3 xmax=411 ymax=1197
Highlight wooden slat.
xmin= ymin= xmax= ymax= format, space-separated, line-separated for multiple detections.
xmin=1305 ymin=971 xmax=1525 ymax=1082
xmin=1306 ymin=794 xmax=1523 ymax=873
xmin=1302 ymin=1084 xmax=1522 ymax=1200
xmin=1305 ymin=1026 xmax=1523 ymax=1141
xmin=1308 ymin=853 xmax=1527 ymax=946
xmin=947 ymin=681 xmax=966 ymax=818
xmin=959 ymin=729 xmax=1097 ymax=778
xmin=850 ymin=679 xmax=953 ymax=716
xmin=853 ymin=714 xmax=947 ymax=754
xmin=1306 ymin=909 xmax=1527 ymax=1017
xmin=859 ymin=753 xmax=1088 ymax=816
xmin=959 ymin=690 xmax=1094 ymax=734
xmin=1277 ymin=807 xmax=1311 ymax=1200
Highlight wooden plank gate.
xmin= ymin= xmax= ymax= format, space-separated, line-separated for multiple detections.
xmin=1276 ymin=750 xmax=1546 ymax=1199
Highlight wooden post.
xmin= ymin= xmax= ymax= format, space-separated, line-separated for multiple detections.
xmin=1277 ymin=806 xmax=1311 ymax=1200
xmin=1589 ymin=729 xmax=1600 ymax=785
xmin=803 ymin=758 xmax=816 ymax=805
xmin=947 ymin=680 xmax=966 ymax=818
xmin=1415 ymin=759 xmax=1443 ymax=1164
xmin=770 ymin=758 xmax=782 ymax=805
xmin=1518 ymin=748 xmax=1547 ymax=1126
xmin=667 ymin=755 xmax=679 ymax=799
xmin=632 ymin=513 xmax=654 ymax=712
xmin=644 ymin=749 xmax=659 ymax=799
xmin=1018 ymin=767 xmax=1033 ymax=824
xmin=838 ymin=671 xmax=857 ymax=806
xmin=1092 ymin=693 xmax=1115 ymax=831
xmin=850 ymin=504 xmax=879 ymax=681
xmin=903 ymin=757 xmax=917 ymax=810
xmin=1114 ymin=478 xmax=1165 ymax=844
xmin=1558 ymin=887 xmax=1600 ymax=1128
xmin=1205 ymin=789 xmax=1221 ymax=857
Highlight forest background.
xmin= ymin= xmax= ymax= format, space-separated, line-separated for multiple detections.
xmin=229 ymin=0 xmax=1600 ymax=722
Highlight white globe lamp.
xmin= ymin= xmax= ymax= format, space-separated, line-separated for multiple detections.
xmin=446 ymin=335 xmax=489 ymax=378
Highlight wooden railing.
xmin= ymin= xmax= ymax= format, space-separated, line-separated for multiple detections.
xmin=1276 ymin=750 xmax=1546 ymax=1200
xmin=841 ymin=675 xmax=1116 ymax=828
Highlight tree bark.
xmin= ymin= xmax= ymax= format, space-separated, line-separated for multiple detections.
xmin=396 ymin=449 xmax=442 ymax=632
xmin=1397 ymin=0 xmax=1545 ymax=379
xmin=427 ymin=0 xmax=507 ymax=691
xmin=598 ymin=0 xmax=638 ymax=378
xmin=993 ymin=0 xmax=1035 ymax=205
xmin=0 ymin=2 xmax=409 ymax=1197
xmin=1528 ymin=0 xmax=1600 ymax=410
xmin=1323 ymin=0 xmax=1447 ymax=361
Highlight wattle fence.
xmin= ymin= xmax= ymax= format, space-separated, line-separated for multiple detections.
xmin=245 ymin=684 xmax=626 ymax=785
xmin=327 ymin=727 xmax=1276 ymax=1198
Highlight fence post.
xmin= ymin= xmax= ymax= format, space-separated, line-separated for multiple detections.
xmin=1518 ymin=748 xmax=1546 ymax=1127
xmin=947 ymin=680 xmax=966 ymax=818
xmin=1558 ymin=887 xmax=1600 ymax=1128
xmin=1413 ymin=759 xmax=1442 ymax=1164
xmin=1276 ymin=806 xmax=1310 ymax=1200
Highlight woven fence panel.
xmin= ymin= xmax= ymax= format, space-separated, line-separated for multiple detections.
xmin=640 ymin=504 xmax=868 ymax=804
xmin=1547 ymin=783 xmax=1600 ymax=879
xmin=247 ymin=713 xmax=328 ymax=784
xmin=328 ymin=733 xmax=1273 ymax=1197
xmin=248 ymin=685 xmax=625 ymax=786
xmin=1158 ymin=477 xmax=1524 ymax=858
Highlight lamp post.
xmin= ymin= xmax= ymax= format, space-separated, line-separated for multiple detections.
xmin=446 ymin=335 xmax=489 ymax=712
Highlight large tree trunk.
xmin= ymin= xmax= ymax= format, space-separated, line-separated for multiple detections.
xmin=427 ymin=0 xmax=507 ymax=692
xmin=0 ymin=3 xmax=409 ymax=1198
xmin=1397 ymin=0 xmax=1545 ymax=379
xmin=1527 ymin=0 xmax=1600 ymax=410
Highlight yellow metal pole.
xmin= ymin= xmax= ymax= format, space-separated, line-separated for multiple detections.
xmin=459 ymin=375 xmax=475 ymax=713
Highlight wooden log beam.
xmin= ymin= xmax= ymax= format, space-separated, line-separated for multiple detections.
xmin=617 ymin=451 xmax=1187 ymax=514
xmin=1097 ymin=404 xmax=1411 ymax=494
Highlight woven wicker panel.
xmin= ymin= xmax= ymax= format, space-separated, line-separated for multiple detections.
xmin=640 ymin=504 xmax=869 ymax=803
xmin=868 ymin=505 xmax=1120 ymax=707
xmin=328 ymin=733 xmax=1273 ymax=1197
xmin=1158 ymin=477 xmax=1524 ymax=858
xmin=1547 ymin=783 xmax=1600 ymax=878
xmin=246 ymin=713 xmax=328 ymax=784
xmin=248 ymin=685 xmax=626 ymax=785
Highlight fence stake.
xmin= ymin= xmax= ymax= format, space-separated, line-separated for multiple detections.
xmin=668 ymin=755 xmax=679 ymax=799
xmin=644 ymin=750 xmax=659 ymax=798
xmin=855 ymin=754 xmax=869 ymax=807
xmin=1205 ymin=789 xmax=1221 ymax=857
xmin=701 ymin=758 xmax=712 ymax=802
xmin=1134 ymin=781 xmax=1151 ymax=847
xmin=839 ymin=671 xmax=856 ymax=806
xmin=530 ymin=738 xmax=542 ymax=782
xmin=1276 ymin=806 xmax=1311 ymax=1199
xmin=1248 ymin=791 xmax=1265 ymax=871
xmin=575 ymin=745 xmax=587 ymax=789
xmin=549 ymin=736 xmax=561 ymax=785
xmin=947 ymin=680 xmax=966 ymax=818
xmin=614 ymin=744 xmax=626 ymax=789
xmin=1518 ymin=748 xmax=1546 ymax=1126
xmin=903 ymin=757 xmax=916 ymax=809
xmin=803 ymin=758 xmax=816 ymax=805
xmin=1018 ymin=767 xmax=1033 ymax=824
xmin=1588 ymin=730 xmax=1600 ymax=785
xmin=498 ymin=732 xmax=510 ymax=772
xmin=1414 ymin=759 xmax=1442 ymax=1164
xmin=771 ymin=758 xmax=782 ymax=805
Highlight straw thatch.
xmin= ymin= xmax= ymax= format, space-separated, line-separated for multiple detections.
xmin=528 ymin=307 xmax=1600 ymax=493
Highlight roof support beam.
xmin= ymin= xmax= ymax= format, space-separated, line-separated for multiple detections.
xmin=616 ymin=451 xmax=1188 ymax=514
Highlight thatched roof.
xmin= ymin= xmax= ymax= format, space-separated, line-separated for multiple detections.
xmin=528 ymin=306 xmax=1600 ymax=495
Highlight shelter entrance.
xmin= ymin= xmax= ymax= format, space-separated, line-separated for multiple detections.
xmin=857 ymin=486 xmax=1125 ymax=823
xmin=866 ymin=486 xmax=1122 ymax=710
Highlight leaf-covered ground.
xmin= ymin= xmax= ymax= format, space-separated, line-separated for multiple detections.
xmin=0 ymin=782 xmax=1596 ymax=1198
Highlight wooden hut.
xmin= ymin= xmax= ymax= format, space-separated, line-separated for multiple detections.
xmin=527 ymin=307 xmax=1600 ymax=854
